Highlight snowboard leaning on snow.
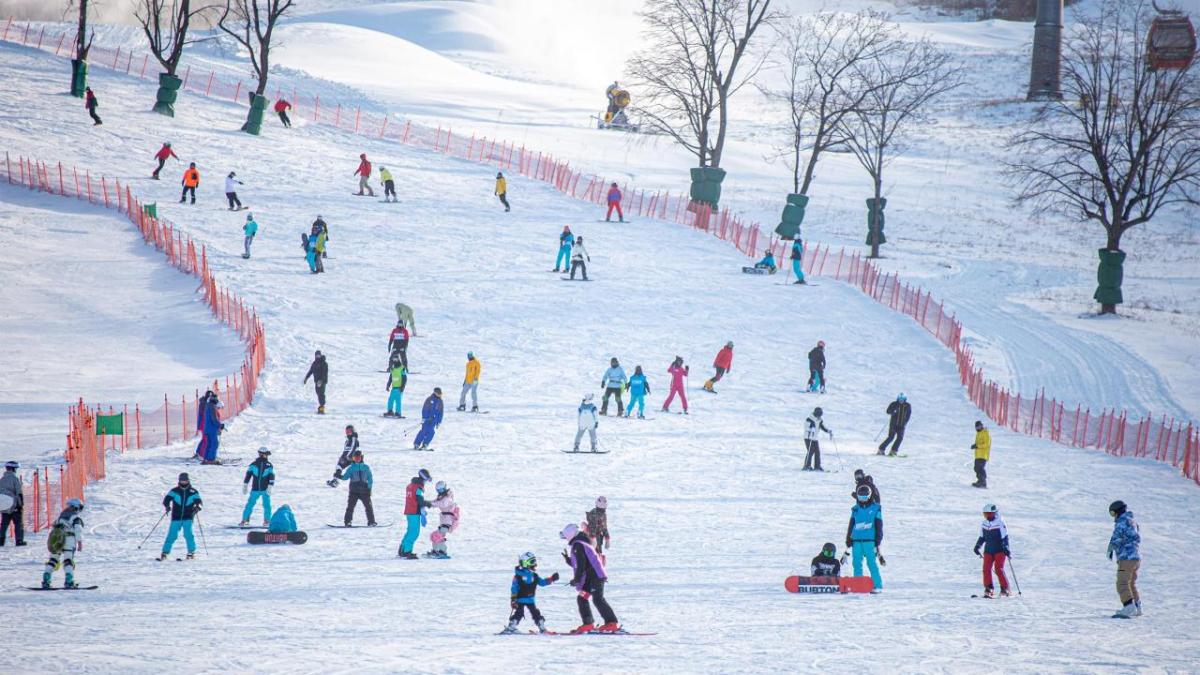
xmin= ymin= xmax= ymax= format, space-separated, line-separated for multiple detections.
xmin=784 ymin=575 xmax=874 ymax=594
xmin=247 ymin=531 xmax=308 ymax=545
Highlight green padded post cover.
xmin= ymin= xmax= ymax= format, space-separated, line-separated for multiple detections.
xmin=153 ymin=73 xmax=183 ymax=117
xmin=241 ymin=93 xmax=268 ymax=136
xmin=775 ymin=193 xmax=809 ymax=239
xmin=1094 ymin=248 xmax=1125 ymax=306
xmin=866 ymin=197 xmax=888 ymax=246
xmin=689 ymin=167 xmax=726 ymax=208
xmin=70 ymin=59 xmax=88 ymax=97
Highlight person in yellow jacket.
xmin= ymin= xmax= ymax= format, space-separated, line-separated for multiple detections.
xmin=494 ymin=172 xmax=510 ymax=212
xmin=457 ymin=352 xmax=482 ymax=412
xmin=380 ymin=166 xmax=397 ymax=203
xmin=971 ymin=420 xmax=991 ymax=488
xmin=180 ymin=162 xmax=200 ymax=204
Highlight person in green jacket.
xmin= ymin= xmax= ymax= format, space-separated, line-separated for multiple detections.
xmin=380 ymin=166 xmax=397 ymax=203
xmin=242 ymin=213 xmax=258 ymax=259
xmin=385 ymin=355 xmax=407 ymax=418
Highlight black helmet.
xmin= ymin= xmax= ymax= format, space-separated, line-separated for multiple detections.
xmin=350 ymin=449 xmax=363 ymax=460
xmin=855 ymin=485 xmax=872 ymax=501
xmin=418 ymin=468 xmax=432 ymax=482
xmin=822 ymin=542 xmax=837 ymax=556
xmin=854 ymin=469 xmax=865 ymax=480
xmin=813 ymin=407 xmax=824 ymax=417
xmin=1109 ymin=500 xmax=1127 ymax=517
xmin=178 ymin=472 xmax=190 ymax=484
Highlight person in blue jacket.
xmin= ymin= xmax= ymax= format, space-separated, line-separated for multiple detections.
xmin=159 ymin=473 xmax=203 ymax=561
xmin=845 ymin=484 xmax=883 ymax=592
xmin=194 ymin=395 xmax=224 ymax=464
xmin=790 ymin=239 xmax=806 ymax=284
xmin=754 ymin=250 xmax=777 ymax=273
xmin=413 ymin=388 xmax=444 ymax=450
xmin=240 ymin=447 xmax=275 ymax=526
xmin=554 ymin=226 xmax=574 ymax=272
xmin=624 ymin=366 xmax=650 ymax=419
xmin=341 ymin=450 xmax=376 ymax=526
xmin=502 ymin=552 xmax=560 ymax=634
xmin=1108 ymin=500 xmax=1142 ymax=618
xmin=599 ymin=357 xmax=627 ymax=416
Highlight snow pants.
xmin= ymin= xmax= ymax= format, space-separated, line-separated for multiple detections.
xmin=803 ymin=439 xmax=822 ymax=471
xmin=577 ymin=580 xmax=617 ymax=625
xmin=153 ymin=157 xmax=167 ymax=178
xmin=414 ymin=421 xmax=437 ymax=448
xmin=573 ymin=427 xmax=597 ymax=452
xmin=497 ymin=192 xmax=510 ymax=210
xmin=606 ymin=202 xmax=623 ymax=221
xmin=974 ymin=458 xmax=987 ymax=486
xmin=712 ymin=366 xmax=727 ymax=383
xmin=626 ymin=393 xmax=645 ymax=417
xmin=314 ymin=379 xmax=327 ymax=407
xmin=431 ymin=524 xmax=451 ymax=554
xmin=243 ymin=235 xmax=254 ymax=257
xmin=1116 ymin=560 xmax=1140 ymax=605
xmin=459 ymin=382 xmax=478 ymax=409
xmin=400 ymin=513 xmax=422 ymax=554
xmin=195 ymin=430 xmax=219 ymax=462
xmin=983 ymin=551 xmax=1008 ymax=591
xmin=510 ymin=601 xmax=544 ymax=624
xmin=163 ymin=519 xmax=196 ymax=555
xmin=388 ymin=388 xmax=404 ymax=415
xmin=555 ymin=245 xmax=571 ymax=271
xmin=384 ymin=180 xmax=396 ymax=199
xmin=851 ymin=541 xmax=882 ymax=590
xmin=277 ymin=110 xmax=291 ymax=127
xmin=88 ymin=106 xmax=101 ymax=125
xmin=226 ymin=191 xmax=242 ymax=209
xmin=180 ymin=185 xmax=196 ymax=203
xmin=808 ymin=368 xmax=824 ymax=391
xmin=1 ymin=507 xmax=26 ymax=545
xmin=45 ymin=534 xmax=77 ymax=576
xmin=600 ymin=387 xmax=624 ymax=416
xmin=357 ymin=174 xmax=375 ymax=196
xmin=345 ymin=486 xmax=375 ymax=526
xmin=879 ymin=424 xmax=905 ymax=454
xmin=792 ymin=258 xmax=804 ymax=282
xmin=570 ymin=259 xmax=588 ymax=280
xmin=663 ymin=383 xmax=687 ymax=412
xmin=242 ymin=490 xmax=272 ymax=523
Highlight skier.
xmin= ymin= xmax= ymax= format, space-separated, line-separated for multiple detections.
xmin=427 ymin=481 xmax=460 ymax=558
xmin=971 ymin=420 xmax=991 ymax=488
xmin=41 ymin=498 xmax=84 ymax=588
xmin=807 ymin=340 xmax=826 ymax=393
xmin=790 ymin=239 xmax=806 ymax=284
xmin=810 ymin=542 xmax=842 ymax=578
xmin=704 ymin=341 xmax=734 ymax=393
xmin=661 ymin=356 xmax=689 ymax=414
xmin=385 ymin=355 xmax=407 ymax=418
xmin=502 ymin=552 xmax=559 ymax=634
xmin=341 ymin=450 xmax=376 ymax=527
xmin=845 ymin=484 xmax=883 ymax=592
xmin=624 ymin=366 xmax=649 ymax=419
xmin=569 ymin=235 xmax=590 ymax=280
xmin=179 ymin=162 xmax=200 ymax=204
xmin=553 ymin=226 xmax=574 ymax=272
xmin=303 ymin=350 xmax=328 ymax=414
xmin=194 ymin=394 xmax=223 ymax=464
xmin=753 ymin=250 xmax=777 ymax=273
xmin=84 ymin=87 xmax=101 ymax=126
xmin=457 ymin=352 xmax=481 ymax=412
xmin=151 ymin=141 xmax=178 ymax=179
xmin=240 ymin=447 xmax=275 ymax=526
xmin=302 ymin=232 xmax=316 ymax=273
xmin=312 ymin=216 xmax=329 ymax=259
xmin=599 ymin=357 xmax=627 ymax=416
xmin=388 ymin=321 xmax=410 ymax=369
xmin=159 ymin=473 xmax=202 ymax=561
xmin=413 ymin=389 xmax=444 ymax=450
xmin=399 ymin=468 xmax=432 ymax=558
xmin=973 ymin=503 xmax=1011 ymax=598
xmin=605 ymin=183 xmax=624 ymax=222
xmin=1108 ymin=500 xmax=1142 ymax=618
xmin=586 ymin=496 xmax=610 ymax=554
xmin=1 ymin=461 xmax=26 ymax=546
xmin=851 ymin=469 xmax=881 ymax=505
xmin=242 ymin=213 xmax=257 ymax=259
xmin=379 ymin=166 xmax=397 ymax=202
xmin=573 ymin=394 xmax=599 ymax=452
xmin=561 ymin=522 xmax=620 ymax=633
xmin=878 ymin=393 xmax=911 ymax=456
xmin=394 ymin=302 xmax=417 ymax=336
xmin=273 ymin=98 xmax=292 ymax=127
xmin=354 ymin=154 xmax=375 ymax=196
xmin=803 ymin=407 xmax=832 ymax=471
xmin=327 ymin=425 xmax=359 ymax=487
xmin=494 ymin=172 xmax=510 ymax=212
xmin=224 ymin=171 xmax=244 ymax=210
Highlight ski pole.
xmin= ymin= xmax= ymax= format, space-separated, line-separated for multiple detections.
xmin=137 ymin=511 xmax=168 ymax=549
xmin=1007 ymin=555 xmax=1022 ymax=596
xmin=873 ymin=423 xmax=888 ymax=442
xmin=402 ymin=424 xmax=420 ymax=438
xmin=830 ymin=434 xmax=844 ymax=473
xmin=197 ymin=515 xmax=209 ymax=556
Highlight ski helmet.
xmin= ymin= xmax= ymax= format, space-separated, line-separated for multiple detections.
xmin=897 ymin=393 xmax=906 ymax=402
xmin=3 ymin=461 xmax=17 ymax=470
xmin=246 ymin=213 xmax=253 ymax=221
xmin=433 ymin=388 xmax=442 ymax=396
xmin=519 ymin=551 xmax=538 ymax=569
xmin=435 ymin=481 xmax=448 ymax=494
xmin=467 ymin=352 xmax=474 ymax=359
xmin=418 ymin=468 xmax=432 ymax=482
xmin=813 ymin=407 xmax=824 ymax=417
xmin=855 ymin=485 xmax=872 ymax=501
xmin=817 ymin=340 xmax=825 ymax=347
xmin=257 ymin=446 xmax=270 ymax=456
xmin=350 ymin=450 xmax=364 ymax=460
xmin=983 ymin=503 xmax=998 ymax=514
xmin=596 ymin=496 xmax=608 ymax=508
xmin=975 ymin=420 xmax=984 ymax=430
xmin=67 ymin=498 xmax=84 ymax=510
xmin=610 ymin=357 xmax=619 ymax=366
xmin=1109 ymin=500 xmax=1127 ymax=517
xmin=822 ymin=542 xmax=836 ymax=557
xmin=854 ymin=469 xmax=865 ymax=481
xmin=726 ymin=341 xmax=734 ymax=348
xmin=560 ymin=523 xmax=579 ymax=540
xmin=345 ymin=425 xmax=355 ymax=433
xmin=178 ymin=472 xmax=190 ymax=484
xmin=583 ymin=393 xmax=594 ymax=403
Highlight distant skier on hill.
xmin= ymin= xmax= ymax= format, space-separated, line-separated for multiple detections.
xmin=878 ymin=394 xmax=911 ymax=456
xmin=354 ymin=154 xmax=375 ymax=196
xmin=194 ymin=394 xmax=224 ymax=464
xmin=84 ymin=87 xmax=101 ymax=126
xmin=971 ymin=420 xmax=990 ymax=488
xmin=661 ymin=357 xmax=689 ymax=414
xmin=703 ymin=342 xmax=734 ymax=393
xmin=394 ymin=302 xmax=417 ymax=336
xmin=573 ymin=394 xmax=599 ymax=452
xmin=224 ymin=171 xmax=244 ymax=210
xmin=554 ymin=226 xmax=574 ymax=272
xmin=807 ymin=341 xmax=826 ymax=393
xmin=312 ymin=216 xmax=329 ymax=259
xmin=388 ymin=321 xmax=411 ymax=369
xmin=495 ymin=172 xmax=510 ymax=212
xmin=605 ymin=183 xmax=623 ymax=222
xmin=586 ymin=496 xmax=610 ymax=554
xmin=385 ymin=356 xmax=407 ymax=418
xmin=273 ymin=99 xmax=292 ymax=128
xmin=340 ymin=450 xmax=376 ymax=526
xmin=413 ymin=389 xmax=444 ymax=450
xmin=458 ymin=352 xmax=481 ymax=412
xmin=1108 ymin=500 xmax=1141 ymax=618
xmin=180 ymin=163 xmax=200 ymax=205
xmin=151 ymin=142 xmax=178 ymax=179
xmin=802 ymin=407 xmax=831 ymax=471
xmin=241 ymin=214 xmax=258 ymax=259
xmin=0 ymin=461 xmax=26 ymax=547
xmin=304 ymin=350 xmax=328 ymax=414
xmin=852 ymin=469 xmax=881 ymax=505
xmin=790 ymin=239 xmax=806 ymax=285
xmin=379 ymin=166 xmax=397 ymax=202
xmin=624 ymin=366 xmax=649 ymax=419
xmin=327 ymin=425 xmax=359 ymax=487
xmin=569 ymin=235 xmax=590 ymax=280
xmin=600 ymin=358 xmax=627 ymax=416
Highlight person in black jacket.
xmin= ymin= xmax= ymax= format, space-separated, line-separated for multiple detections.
xmin=304 ymin=350 xmax=329 ymax=414
xmin=878 ymin=394 xmax=912 ymax=456
xmin=561 ymin=523 xmax=619 ymax=633
xmin=851 ymin=469 xmax=881 ymax=505
xmin=159 ymin=473 xmax=202 ymax=561
xmin=807 ymin=341 xmax=826 ymax=393
xmin=810 ymin=542 xmax=841 ymax=578
xmin=327 ymin=425 xmax=359 ymax=487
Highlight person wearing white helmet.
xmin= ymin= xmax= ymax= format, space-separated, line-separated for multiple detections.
xmin=0 ymin=460 xmax=25 ymax=546
xmin=973 ymin=503 xmax=1011 ymax=598
xmin=561 ymin=522 xmax=619 ymax=633
xmin=573 ymin=394 xmax=600 ymax=453
xmin=426 ymin=481 xmax=460 ymax=559
xmin=586 ymin=496 xmax=610 ymax=554
xmin=42 ymin=498 xmax=85 ymax=588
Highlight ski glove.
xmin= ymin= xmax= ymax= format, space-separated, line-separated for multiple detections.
xmin=510 ymin=597 xmax=518 ymax=609
xmin=973 ymin=546 xmax=981 ymax=557
xmin=578 ymin=591 xmax=591 ymax=601
xmin=877 ymin=551 xmax=887 ymax=566
xmin=549 ymin=572 xmax=560 ymax=583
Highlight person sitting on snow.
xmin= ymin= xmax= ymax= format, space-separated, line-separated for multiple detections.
xmin=754 ymin=250 xmax=777 ymax=274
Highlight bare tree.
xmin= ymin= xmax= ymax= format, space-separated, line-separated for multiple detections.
xmin=137 ymin=0 xmax=215 ymax=115
xmin=218 ymin=0 xmax=294 ymax=134
xmin=1009 ymin=0 xmax=1199 ymax=314
xmin=627 ymin=0 xmax=779 ymax=168
xmin=839 ymin=37 xmax=962 ymax=258
xmin=65 ymin=0 xmax=96 ymax=97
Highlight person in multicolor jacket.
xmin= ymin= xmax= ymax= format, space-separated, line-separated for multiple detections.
xmin=973 ymin=503 xmax=1011 ymax=598
xmin=561 ymin=522 xmax=619 ymax=633
xmin=1108 ymin=500 xmax=1142 ymax=618
xmin=159 ymin=473 xmax=202 ymax=561
xmin=240 ymin=447 xmax=275 ymax=526
xmin=502 ymin=552 xmax=559 ymax=634
xmin=586 ymin=496 xmax=610 ymax=553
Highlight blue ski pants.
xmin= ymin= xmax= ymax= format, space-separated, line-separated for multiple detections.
xmin=401 ymin=514 xmax=422 ymax=554
xmin=163 ymin=519 xmax=196 ymax=555
xmin=555 ymin=245 xmax=571 ymax=270
xmin=852 ymin=541 xmax=882 ymax=590
xmin=414 ymin=421 xmax=437 ymax=448
xmin=242 ymin=490 xmax=272 ymax=522
xmin=388 ymin=388 xmax=404 ymax=415
xmin=793 ymin=259 xmax=804 ymax=282
xmin=627 ymin=393 xmax=645 ymax=416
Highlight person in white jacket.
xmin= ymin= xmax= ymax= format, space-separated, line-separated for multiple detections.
xmin=573 ymin=394 xmax=599 ymax=452
xmin=225 ymin=171 xmax=244 ymax=210
xmin=427 ymin=481 xmax=460 ymax=558
xmin=803 ymin=407 xmax=833 ymax=471
xmin=42 ymin=498 xmax=85 ymax=589
xmin=569 ymin=236 xmax=591 ymax=281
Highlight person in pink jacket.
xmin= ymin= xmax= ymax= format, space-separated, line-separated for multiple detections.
xmin=662 ymin=356 xmax=689 ymax=414
xmin=605 ymin=183 xmax=624 ymax=222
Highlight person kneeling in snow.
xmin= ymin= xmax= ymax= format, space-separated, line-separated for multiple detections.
xmin=754 ymin=250 xmax=777 ymax=273
xmin=810 ymin=542 xmax=842 ymax=578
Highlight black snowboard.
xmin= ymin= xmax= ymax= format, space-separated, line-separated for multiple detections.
xmin=28 ymin=585 xmax=99 ymax=591
xmin=247 ymin=531 xmax=308 ymax=545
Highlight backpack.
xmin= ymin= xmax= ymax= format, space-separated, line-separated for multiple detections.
xmin=47 ymin=523 xmax=67 ymax=554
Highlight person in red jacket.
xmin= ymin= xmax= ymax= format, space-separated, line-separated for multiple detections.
xmin=354 ymin=154 xmax=375 ymax=196
xmin=399 ymin=468 xmax=432 ymax=559
xmin=84 ymin=87 xmax=102 ymax=126
xmin=152 ymin=142 xmax=178 ymax=179
xmin=274 ymin=99 xmax=292 ymax=128
xmin=704 ymin=341 xmax=734 ymax=392
xmin=605 ymin=183 xmax=624 ymax=222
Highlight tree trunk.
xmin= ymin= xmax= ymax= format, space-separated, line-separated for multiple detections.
xmin=869 ymin=176 xmax=883 ymax=259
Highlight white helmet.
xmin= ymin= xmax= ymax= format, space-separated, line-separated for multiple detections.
xmin=435 ymin=481 xmax=448 ymax=493
xmin=560 ymin=523 xmax=579 ymax=540
xmin=596 ymin=496 xmax=608 ymax=508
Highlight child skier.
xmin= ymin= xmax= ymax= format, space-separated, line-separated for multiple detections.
xmin=224 ymin=171 xmax=244 ymax=210
xmin=160 ymin=473 xmax=202 ymax=561
xmin=810 ymin=542 xmax=841 ymax=578
xmin=379 ymin=166 xmax=397 ymax=202
xmin=807 ymin=340 xmax=826 ymax=392
xmin=426 ymin=480 xmax=460 ymax=558
xmin=554 ymin=226 xmax=574 ymax=272
xmin=586 ymin=496 xmax=610 ymax=554
xmin=399 ymin=468 xmax=432 ymax=558
xmin=973 ymin=503 xmax=1011 ymax=598
xmin=240 ymin=447 xmax=275 ymax=526
xmin=573 ymin=394 xmax=599 ymax=452
xmin=327 ymin=425 xmax=358 ymax=487
xmin=562 ymin=522 xmax=620 ymax=633
xmin=600 ymin=357 xmax=627 ymax=416
xmin=569 ymin=235 xmax=590 ymax=280
xmin=242 ymin=213 xmax=257 ymax=259
xmin=385 ymin=355 xmax=407 ymax=418
xmin=624 ymin=366 xmax=649 ymax=419
xmin=845 ymin=485 xmax=883 ymax=592
xmin=754 ymin=250 xmax=777 ymax=273
xmin=413 ymin=389 xmax=444 ymax=451
xmin=662 ymin=356 xmax=689 ymax=414
xmin=803 ymin=407 xmax=832 ymax=471
xmin=704 ymin=341 xmax=733 ymax=393
xmin=341 ymin=450 xmax=376 ymax=527
xmin=41 ymin=498 xmax=84 ymax=588
xmin=458 ymin=352 xmax=481 ymax=412
xmin=1108 ymin=500 xmax=1142 ymax=618
xmin=502 ymin=552 xmax=559 ymax=634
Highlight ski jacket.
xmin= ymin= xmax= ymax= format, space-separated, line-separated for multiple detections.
xmin=790 ymin=240 xmax=803 ymax=261
xmin=804 ymin=415 xmax=830 ymax=441
xmin=975 ymin=515 xmax=1009 ymax=555
xmin=808 ymin=346 xmax=825 ymax=370
xmin=196 ymin=393 xmax=211 ymax=431
xmin=512 ymin=566 xmax=553 ymax=604
xmin=846 ymin=502 xmax=883 ymax=547
xmin=464 ymin=357 xmax=481 ymax=384
xmin=559 ymin=231 xmax=574 ymax=249
xmin=810 ymin=554 xmax=841 ymax=577
xmin=886 ymin=400 xmax=912 ymax=428
xmin=601 ymin=365 xmax=627 ymax=389
xmin=315 ymin=231 xmax=327 ymax=254
xmin=567 ymin=532 xmax=607 ymax=591
xmin=430 ymin=490 xmax=459 ymax=529
xmin=713 ymin=346 xmax=734 ymax=370
xmin=1109 ymin=511 xmax=1141 ymax=561
xmin=273 ymin=99 xmax=291 ymax=113
xmin=757 ymin=253 xmax=776 ymax=269
xmin=404 ymin=479 xmax=427 ymax=515
xmin=304 ymin=355 xmax=328 ymax=384
xmin=53 ymin=507 xmax=84 ymax=543
xmin=224 ymin=176 xmax=242 ymax=193
xmin=607 ymin=186 xmax=622 ymax=203
xmin=341 ymin=462 xmax=373 ymax=490
xmin=389 ymin=325 xmax=410 ymax=352
xmin=667 ymin=364 xmax=688 ymax=387
xmin=387 ymin=364 xmax=407 ymax=391
xmin=379 ymin=168 xmax=394 ymax=183
xmin=85 ymin=90 xmax=98 ymax=109
xmin=0 ymin=471 xmax=22 ymax=512
xmin=244 ymin=219 xmax=258 ymax=237
xmin=154 ymin=145 xmax=178 ymax=161
xmin=421 ymin=395 xmax=444 ymax=425
xmin=164 ymin=486 xmax=202 ymax=521
xmin=268 ymin=505 xmax=297 ymax=533
xmin=852 ymin=476 xmax=881 ymax=505
xmin=973 ymin=429 xmax=991 ymax=460
xmin=495 ymin=176 xmax=506 ymax=194
xmin=628 ymin=373 xmax=649 ymax=396
xmin=355 ymin=157 xmax=372 ymax=177
xmin=200 ymin=400 xmax=222 ymax=437
xmin=586 ymin=506 xmax=609 ymax=540
xmin=182 ymin=168 xmax=200 ymax=187
xmin=343 ymin=432 xmax=360 ymax=457
xmin=571 ymin=241 xmax=589 ymax=262
xmin=243 ymin=457 xmax=275 ymax=492
xmin=577 ymin=402 xmax=599 ymax=431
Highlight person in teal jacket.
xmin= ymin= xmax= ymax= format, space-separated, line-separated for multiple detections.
xmin=554 ymin=226 xmax=574 ymax=272
xmin=790 ymin=239 xmax=806 ymax=284
xmin=240 ymin=447 xmax=275 ymax=526
xmin=845 ymin=484 xmax=883 ymax=592
xmin=754 ymin=250 xmax=777 ymax=273
xmin=243 ymin=214 xmax=258 ymax=258
xmin=624 ymin=366 xmax=650 ymax=419
xmin=341 ymin=451 xmax=376 ymax=526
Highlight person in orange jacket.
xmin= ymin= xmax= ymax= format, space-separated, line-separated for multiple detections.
xmin=152 ymin=142 xmax=178 ymax=179
xmin=704 ymin=341 xmax=734 ymax=392
xmin=180 ymin=163 xmax=200 ymax=204
xmin=354 ymin=154 xmax=375 ymax=196
xmin=457 ymin=352 xmax=482 ymax=412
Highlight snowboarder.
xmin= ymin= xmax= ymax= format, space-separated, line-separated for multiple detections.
xmin=811 ymin=542 xmax=842 ymax=577
xmin=573 ymin=394 xmax=599 ymax=452
xmin=427 ymin=480 xmax=459 ymax=558
xmin=388 ymin=321 xmax=410 ymax=369
xmin=224 ymin=171 xmax=244 ymax=210
xmin=878 ymin=393 xmax=911 ymax=456
xmin=600 ymin=357 xmax=627 ymax=416
xmin=662 ymin=356 xmax=689 ymax=414
xmin=385 ymin=356 xmax=407 ymax=418
xmin=704 ymin=341 xmax=734 ymax=393
xmin=851 ymin=469 xmax=881 ymax=505
xmin=973 ymin=503 xmax=1011 ymax=598
xmin=194 ymin=394 xmax=223 ymax=463
xmin=41 ymin=498 xmax=84 ymax=588
xmin=151 ymin=141 xmax=178 ymax=179
xmin=327 ymin=425 xmax=359 ymax=487
xmin=569 ymin=235 xmax=590 ymax=280
xmin=554 ymin=226 xmax=574 ymax=272
xmin=562 ymin=522 xmax=619 ymax=633
xmin=379 ymin=166 xmax=397 ymax=202
xmin=457 ymin=352 xmax=481 ymax=412
xmin=341 ymin=450 xmax=376 ymax=527
xmin=242 ymin=214 xmax=258 ymax=258
xmin=1108 ymin=500 xmax=1142 ymax=618
xmin=846 ymin=484 xmax=883 ymax=592
xmin=159 ymin=473 xmax=202 ymax=561
xmin=180 ymin=162 xmax=200 ymax=204
xmin=354 ymin=154 xmax=375 ymax=196
xmin=605 ymin=183 xmax=624 ymax=222
xmin=807 ymin=341 xmax=826 ymax=393
xmin=273 ymin=98 xmax=292 ymax=128
xmin=394 ymin=302 xmax=417 ymax=335
xmin=312 ymin=216 xmax=329 ymax=259
xmin=753 ymin=250 xmax=777 ymax=273
xmin=586 ymin=496 xmax=610 ymax=554
xmin=240 ymin=447 xmax=275 ymax=526
xmin=303 ymin=350 xmax=328 ymax=414
xmin=495 ymin=172 xmax=510 ymax=211
xmin=624 ymin=366 xmax=649 ymax=419
xmin=790 ymin=239 xmax=806 ymax=284
xmin=399 ymin=468 xmax=431 ymax=558
xmin=84 ymin=87 xmax=101 ymax=126
xmin=502 ymin=552 xmax=559 ymax=634
xmin=0 ymin=461 xmax=26 ymax=546
xmin=413 ymin=389 xmax=444 ymax=450
xmin=971 ymin=420 xmax=990 ymax=488
xmin=803 ymin=407 xmax=832 ymax=471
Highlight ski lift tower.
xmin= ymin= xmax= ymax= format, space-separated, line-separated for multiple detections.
xmin=1027 ymin=0 xmax=1064 ymax=100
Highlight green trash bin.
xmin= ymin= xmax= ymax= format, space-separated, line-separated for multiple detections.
xmin=775 ymin=193 xmax=808 ymax=239
xmin=153 ymin=73 xmax=183 ymax=117
xmin=70 ymin=59 xmax=88 ymax=98
xmin=1094 ymin=248 xmax=1125 ymax=309
xmin=866 ymin=197 xmax=887 ymax=248
xmin=241 ymin=93 xmax=268 ymax=136
xmin=689 ymin=167 xmax=726 ymax=208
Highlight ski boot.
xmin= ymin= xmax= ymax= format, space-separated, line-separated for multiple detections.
xmin=637 ymin=414 xmax=645 ymax=419
xmin=383 ymin=412 xmax=395 ymax=418
xmin=41 ymin=572 xmax=52 ymax=589
xmin=570 ymin=623 xmax=595 ymax=634
xmin=402 ymin=552 xmax=419 ymax=560
xmin=536 ymin=619 xmax=548 ymax=634
xmin=64 ymin=573 xmax=77 ymax=589
xmin=999 ymin=589 xmax=1012 ymax=598
xmin=326 ymin=478 xmax=339 ymax=488
xmin=239 ymin=520 xmax=250 ymax=526
xmin=317 ymin=406 xmax=326 ymax=415
xmin=1134 ymin=601 xmax=1143 ymax=616
xmin=598 ymin=622 xmax=621 ymax=633
xmin=983 ymin=588 xmax=995 ymax=599
xmin=471 ymin=406 xmax=479 ymax=413
xmin=156 ymin=553 xmax=168 ymax=561
xmin=500 ymin=621 xmax=519 ymax=635
xmin=186 ymin=553 xmax=195 ymax=560
xmin=456 ymin=405 xmax=466 ymax=412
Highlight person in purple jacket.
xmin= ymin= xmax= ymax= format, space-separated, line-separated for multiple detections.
xmin=561 ymin=522 xmax=620 ymax=633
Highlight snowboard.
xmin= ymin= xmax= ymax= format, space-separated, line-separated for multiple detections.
xmin=741 ymin=266 xmax=775 ymax=275
xmin=326 ymin=523 xmax=393 ymax=529
xmin=408 ymin=447 xmax=436 ymax=452
xmin=184 ymin=456 xmax=242 ymax=466
xmin=562 ymin=449 xmax=611 ymax=455
xmin=224 ymin=525 xmax=268 ymax=530
xmin=27 ymin=585 xmax=99 ymax=591
xmin=596 ymin=220 xmax=632 ymax=223
xmin=241 ymin=253 xmax=251 ymax=259
xmin=381 ymin=414 xmax=408 ymax=419
xmin=560 ymin=277 xmax=593 ymax=282
xmin=247 ymin=531 xmax=308 ymax=545
xmin=421 ymin=552 xmax=452 ymax=559
xmin=784 ymin=575 xmax=874 ymax=594
xmin=226 ymin=206 xmax=249 ymax=212
xmin=455 ymin=409 xmax=490 ymax=414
